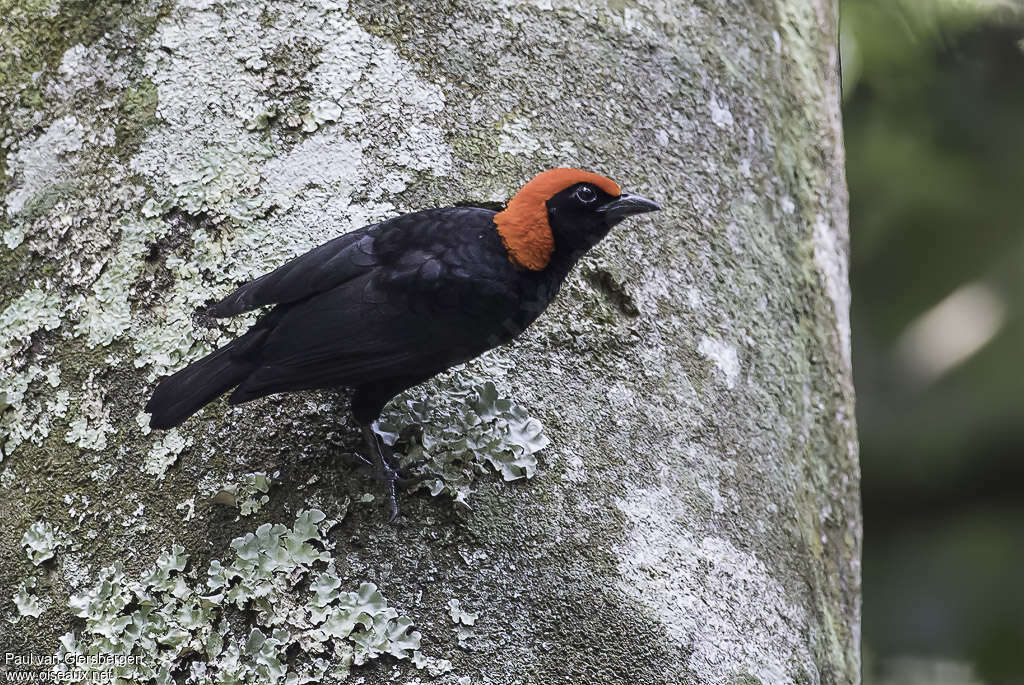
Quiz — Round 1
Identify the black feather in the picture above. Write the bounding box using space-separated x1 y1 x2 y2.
145 328 266 429
146 205 564 428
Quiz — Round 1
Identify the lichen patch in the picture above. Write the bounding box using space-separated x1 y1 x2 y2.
813 215 852 371
377 360 550 508
615 486 814 684
12 577 50 620
57 509 428 683
143 428 193 479
21 520 62 565
4 115 86 226
0 288 63 360
122 0 453 382
698 336 741 389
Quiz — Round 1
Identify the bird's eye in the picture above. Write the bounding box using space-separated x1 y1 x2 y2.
575 185 597 204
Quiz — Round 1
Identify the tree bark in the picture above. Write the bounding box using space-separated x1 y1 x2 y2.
0 0 859 683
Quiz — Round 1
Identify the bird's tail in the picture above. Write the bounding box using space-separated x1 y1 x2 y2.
145 334 261 430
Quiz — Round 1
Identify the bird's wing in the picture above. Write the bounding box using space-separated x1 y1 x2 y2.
206 226 381 318
206 207 503 318
232 215 522 398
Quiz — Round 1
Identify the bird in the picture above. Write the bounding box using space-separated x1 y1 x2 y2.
145 168 660 519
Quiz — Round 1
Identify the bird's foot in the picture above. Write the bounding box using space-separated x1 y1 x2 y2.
358 424 447 521
395 470 446 490
359 424 401 522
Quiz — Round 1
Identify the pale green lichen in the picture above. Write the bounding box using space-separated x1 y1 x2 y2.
118 0 451 385
0 287 63 360
143 141 275 221
496 117 542 156
57 509 426 683
63 416 109 450
410 651 454 677
446 599 478 626
12 577 49 621
22 520 61 565
0 363 63 458
300 100 343 133
3 115 86 233
446 598 478 649
63 373 114 451
143 429 193 479
73 219 169 347
377 364 550 507
213 470 277 515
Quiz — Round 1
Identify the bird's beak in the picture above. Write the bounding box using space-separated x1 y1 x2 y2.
598 192 662 221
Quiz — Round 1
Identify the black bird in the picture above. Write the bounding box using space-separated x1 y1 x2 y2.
145 168 660 518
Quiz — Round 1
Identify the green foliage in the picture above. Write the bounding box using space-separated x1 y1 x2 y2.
844 1 1024 681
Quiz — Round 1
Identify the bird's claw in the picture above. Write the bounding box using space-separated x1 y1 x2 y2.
386 477 399 523
395 470 444 489
350 451 374 468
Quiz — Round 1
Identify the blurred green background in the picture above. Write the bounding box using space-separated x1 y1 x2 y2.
841 1 1024 683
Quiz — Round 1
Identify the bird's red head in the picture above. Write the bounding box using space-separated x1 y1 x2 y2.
495 168 659 270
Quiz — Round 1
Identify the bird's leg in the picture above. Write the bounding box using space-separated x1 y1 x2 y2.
358 423 446 522
360 424 402 522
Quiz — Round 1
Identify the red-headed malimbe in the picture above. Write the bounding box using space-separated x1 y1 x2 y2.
145 168 660 519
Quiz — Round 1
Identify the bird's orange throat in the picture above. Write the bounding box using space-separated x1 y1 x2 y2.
494 168 621 270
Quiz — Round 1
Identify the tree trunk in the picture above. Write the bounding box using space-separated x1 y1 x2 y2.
0 0 859 683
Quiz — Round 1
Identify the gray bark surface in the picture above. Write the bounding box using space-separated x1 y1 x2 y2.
0 0 859 683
